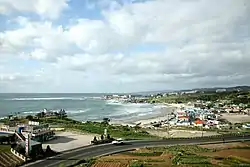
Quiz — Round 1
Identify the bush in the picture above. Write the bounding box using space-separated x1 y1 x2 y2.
165 145 211 155
172 154 211 165
223 156 250 166
130 162 144 167
26 115 34 120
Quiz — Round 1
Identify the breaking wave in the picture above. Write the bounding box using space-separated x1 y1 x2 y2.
4 97 86 101
66 109 90 115
23 111 40 114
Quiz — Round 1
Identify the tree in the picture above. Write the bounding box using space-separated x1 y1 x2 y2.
58 109 67 118
101 135 104 140
8 114 13 119
46 145 52 152
107 134 110 140
93 136 97 142
15 144 25 154
36 112 45 118
26 115 33 120
0 136 7 144
102 118 110 125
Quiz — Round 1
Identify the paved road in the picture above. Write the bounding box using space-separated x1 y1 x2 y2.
25 134 250 167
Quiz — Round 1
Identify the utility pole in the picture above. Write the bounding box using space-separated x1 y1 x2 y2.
202 127 204 137
167 114 170 138
201 124 204 137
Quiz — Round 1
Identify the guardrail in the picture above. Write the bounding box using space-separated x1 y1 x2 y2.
11 148 27 162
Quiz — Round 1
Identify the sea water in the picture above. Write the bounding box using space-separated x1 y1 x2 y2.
0 93 171 123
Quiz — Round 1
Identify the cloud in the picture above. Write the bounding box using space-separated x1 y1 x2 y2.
0 0 250 92
0 0 69 19
0 18 73 61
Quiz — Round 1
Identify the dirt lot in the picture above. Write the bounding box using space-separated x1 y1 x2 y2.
221 113 250 123
91 142 250 167
202 149 250 161
92 162 128 167
200 141 250 149
42 131 97 152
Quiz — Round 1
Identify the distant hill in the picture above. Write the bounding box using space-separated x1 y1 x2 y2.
181 86 250 93
132 90 173 95
132 86 250 95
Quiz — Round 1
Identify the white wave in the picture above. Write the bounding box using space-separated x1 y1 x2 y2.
86 96 102 99
66 109 90 114
23 111 40 114
110 105 152 117
5 97 86 101
109 103 165 118
105 99 124 105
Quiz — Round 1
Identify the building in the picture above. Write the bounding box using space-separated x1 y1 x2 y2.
21 122 55 142
216 89 226 93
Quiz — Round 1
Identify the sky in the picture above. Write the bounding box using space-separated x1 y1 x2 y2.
0 0 250 93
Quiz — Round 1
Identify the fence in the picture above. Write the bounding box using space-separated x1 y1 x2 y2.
10 148 27 162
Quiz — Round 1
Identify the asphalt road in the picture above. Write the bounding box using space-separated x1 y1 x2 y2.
25 134 250 167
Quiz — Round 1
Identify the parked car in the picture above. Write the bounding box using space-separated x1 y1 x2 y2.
111 138 124 145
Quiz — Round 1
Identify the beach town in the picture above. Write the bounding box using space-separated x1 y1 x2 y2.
0 89 250 166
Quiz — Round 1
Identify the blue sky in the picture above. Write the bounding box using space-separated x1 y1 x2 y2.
0 0 250 93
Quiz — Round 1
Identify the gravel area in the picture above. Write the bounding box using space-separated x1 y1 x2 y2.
147 129 219 138
221 114 250 123
42 131 98 152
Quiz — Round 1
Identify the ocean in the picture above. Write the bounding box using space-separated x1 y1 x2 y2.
0 93 169 123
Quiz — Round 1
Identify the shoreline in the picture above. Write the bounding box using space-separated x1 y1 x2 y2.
132 103 192 126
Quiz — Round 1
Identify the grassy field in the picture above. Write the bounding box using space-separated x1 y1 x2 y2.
0 144 11 152
39 117 157 139
79 142 250 167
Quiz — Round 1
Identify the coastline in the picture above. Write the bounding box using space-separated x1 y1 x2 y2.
133 103 191 125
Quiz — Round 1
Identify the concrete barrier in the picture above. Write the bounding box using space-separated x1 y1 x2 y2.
11 148 27 162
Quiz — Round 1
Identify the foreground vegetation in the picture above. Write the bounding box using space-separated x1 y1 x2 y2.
74 142 250 167
42 117 156 139
5 116 155 139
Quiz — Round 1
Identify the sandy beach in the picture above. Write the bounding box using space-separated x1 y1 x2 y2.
166 103 193 109
134 103 191 125
42 131 98 152
221 113 250 124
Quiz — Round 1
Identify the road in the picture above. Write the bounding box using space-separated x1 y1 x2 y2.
25 134 250 167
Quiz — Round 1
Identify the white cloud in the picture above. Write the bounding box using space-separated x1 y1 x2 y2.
0 0 69 19
0 0 250 92
0 19 73 61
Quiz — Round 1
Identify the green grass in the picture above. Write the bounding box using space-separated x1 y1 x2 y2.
129 161 144 167
0 144 11 152
146 145 212 155
147 145 213 166
172 154 212 165
222 156 250 166
40 117 157 139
